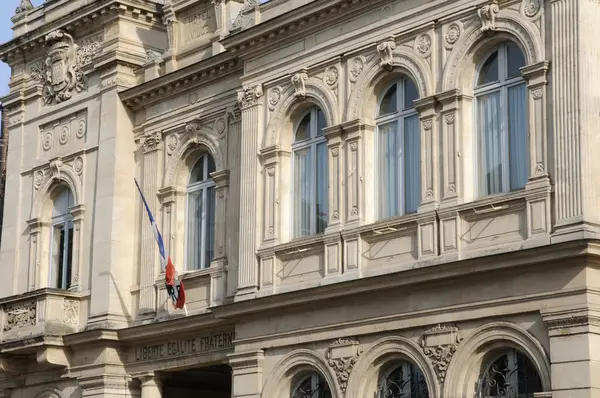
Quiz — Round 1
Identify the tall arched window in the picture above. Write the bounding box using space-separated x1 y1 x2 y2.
291 372 332 398
292 106 328 238
377 360 429 397
475 42 528 197
186 153 216 270
50 187 74 290
376 78 420 219
476 348 542 397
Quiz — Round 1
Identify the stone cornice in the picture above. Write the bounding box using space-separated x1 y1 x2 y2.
221 0 386 57
120 52 241 110
0 0 162 62
214 240 597 319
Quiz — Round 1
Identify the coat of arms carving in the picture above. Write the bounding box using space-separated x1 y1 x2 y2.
42 30 86 105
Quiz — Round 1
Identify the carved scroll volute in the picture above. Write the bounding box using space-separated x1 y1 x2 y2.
292 69 308 98
326 338 361 394
478 0 499 33
377 38 396 68
420 324 462 383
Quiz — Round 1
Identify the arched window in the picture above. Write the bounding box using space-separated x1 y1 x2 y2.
476 348 542 398
291 372 332 398
292 106 328 238
377 360 429 397
186 153 216 270
475 42 528 197
376 78 420 219
50 187 74 290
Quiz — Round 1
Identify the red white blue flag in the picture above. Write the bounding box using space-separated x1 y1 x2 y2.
134 178 186 309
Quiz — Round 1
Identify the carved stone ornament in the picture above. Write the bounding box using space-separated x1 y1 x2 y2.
415 34 432 56
420 324 462 383
324 66 339 87
444 113 456 124
237 85 263 109
3 301 36 332
349 57 365 83
268 87 282 110
145 49 163 64
63 300 79 325
532 88 543 100
292 70 309 98
214 117 227 138
227 103 242 124
523 0 541 18
478 0 499 33
15 0 33 15
326 338 361 394
422 118 433 130
166 134 178 155
445 23 461 46
59 126 70 145
50 159 64 177
377 39 396 67
73 156 84 175
42 30 86 104
34 170 45 189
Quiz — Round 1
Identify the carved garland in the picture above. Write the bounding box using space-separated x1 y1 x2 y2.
326 338 361 394
420 324 462 383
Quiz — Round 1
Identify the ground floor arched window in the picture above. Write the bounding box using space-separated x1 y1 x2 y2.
377 360 429 397
291 372 332 398
476 348 542 398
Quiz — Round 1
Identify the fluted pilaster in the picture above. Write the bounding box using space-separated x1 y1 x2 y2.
139 132 161 314
236 85 263 300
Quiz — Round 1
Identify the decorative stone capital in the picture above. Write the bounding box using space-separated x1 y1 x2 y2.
292 69 308 98
140 132 162 152
478 0 499 33
210 169 230 188
237 85 263 109
228 350 264 371
70 204 86 220
414 95 437 116
377 38 396 67
521 60 550 87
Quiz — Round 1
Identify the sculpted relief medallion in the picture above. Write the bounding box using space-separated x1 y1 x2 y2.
43 31 86 104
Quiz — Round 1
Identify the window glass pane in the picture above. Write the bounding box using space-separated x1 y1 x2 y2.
379 85 398 116
378 361 429 398
508 83 528 190
187 190 203 269
403 78 419 110
506 42 526 79
404 115 421 213
66 224 73 289
316 143 328 233
53 188 74 217
190 158 204 184
295 113 311 142
294 147 312 237
478 91 503 196
478 51 499 86
378 122 399 218
316 108 326 135
204 187 216 267
57 228 66 289
207 154 216 176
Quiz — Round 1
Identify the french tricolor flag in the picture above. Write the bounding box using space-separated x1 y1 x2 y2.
134 178 186 310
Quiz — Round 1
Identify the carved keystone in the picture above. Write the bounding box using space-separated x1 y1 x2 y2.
420 324 462 383
326 338 361 393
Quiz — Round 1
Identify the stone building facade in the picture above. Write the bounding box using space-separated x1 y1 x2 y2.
0 0 598 397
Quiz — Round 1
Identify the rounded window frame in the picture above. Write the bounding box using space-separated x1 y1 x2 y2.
290 105 329 239
184 152 217 271
472 41 529 198
290 371 332 398
374 76 421 220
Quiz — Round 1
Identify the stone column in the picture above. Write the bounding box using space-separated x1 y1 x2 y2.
542 310 600 398
138 372 163 398
229 350 264 398
259 145 282 245
138 132 162 315
551 0 600 239
414 96 438 213
211 169 230 265
235 85 264 301
69 204 85 291
323 125 344 232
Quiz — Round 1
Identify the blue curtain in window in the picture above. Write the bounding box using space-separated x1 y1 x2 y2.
404 115 420 214
187 190 202 270
378 122 398 218
316 143 328 233
294 148 311 237
508 83 528 190
478 92 502 196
